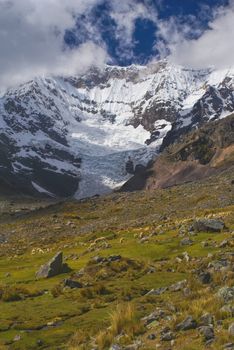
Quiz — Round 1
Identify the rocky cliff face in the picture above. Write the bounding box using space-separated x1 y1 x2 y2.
0 61 234 198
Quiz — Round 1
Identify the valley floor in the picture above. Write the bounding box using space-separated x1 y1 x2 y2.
0 167 233 350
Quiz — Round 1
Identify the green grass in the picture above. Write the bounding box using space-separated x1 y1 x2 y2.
0 168 233 349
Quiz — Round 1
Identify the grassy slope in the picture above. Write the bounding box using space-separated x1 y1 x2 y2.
0 167 233 349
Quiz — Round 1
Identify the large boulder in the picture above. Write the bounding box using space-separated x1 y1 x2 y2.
36 252 70 279
193 219 225 233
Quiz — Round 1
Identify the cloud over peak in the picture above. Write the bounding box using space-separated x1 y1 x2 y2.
0 0 109 90
157 0 234 69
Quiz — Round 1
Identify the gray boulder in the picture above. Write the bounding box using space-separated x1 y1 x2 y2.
160 328 175 341
199 325 215 341
224 343 234 350
142 309 166 326
193 219 225 233
200 313 214 326
180 238 193 246
36 252 70 279
176 316 197 331
63 279 82 289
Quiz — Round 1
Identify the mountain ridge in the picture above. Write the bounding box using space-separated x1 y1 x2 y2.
121 114 234 192
0 61 234 198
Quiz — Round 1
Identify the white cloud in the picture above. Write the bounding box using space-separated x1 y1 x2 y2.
156 1 234 69
0 0 159 90
0 0 108 90
109 0 158 59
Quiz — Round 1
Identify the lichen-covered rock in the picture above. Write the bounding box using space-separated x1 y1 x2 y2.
217 287 234 303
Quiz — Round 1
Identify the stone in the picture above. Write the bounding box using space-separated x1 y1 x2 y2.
148 334 156 340
180 237 193 246
142 309 166 326
160 332 175 341
145 287 168 296
63 279 82 289
37 339 43 347
193 219 225 233
139 237 149 244
217 287 234 303
176 316 197 331
147 266 156 274
220 304 234 316
13 335 21 342
92 256 106 264
228 323 234 336
198 271 212 284
36 252 70 279
170 280 187 292
110 345 122 350
107 255 121 262
199 325 215 341
183 287 192 297
219 240 230 248
182 252 190 262
175 257 183 263
200 313 214 326
208 259 229 271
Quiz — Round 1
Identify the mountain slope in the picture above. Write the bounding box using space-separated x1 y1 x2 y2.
0 61 234 198
121 114 234 192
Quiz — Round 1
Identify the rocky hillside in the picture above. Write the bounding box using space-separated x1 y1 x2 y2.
0 62 234 198
0 167 233 349
121 114 234 192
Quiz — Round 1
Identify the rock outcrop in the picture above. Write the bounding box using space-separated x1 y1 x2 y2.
36 252 70 279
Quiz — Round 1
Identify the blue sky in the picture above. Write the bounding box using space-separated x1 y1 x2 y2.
64 0 230 66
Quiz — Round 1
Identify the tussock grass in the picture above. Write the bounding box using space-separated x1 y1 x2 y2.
96 303 144 349
68 330 90 350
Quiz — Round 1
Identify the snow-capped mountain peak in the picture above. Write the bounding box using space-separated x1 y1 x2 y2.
0 61 233 198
